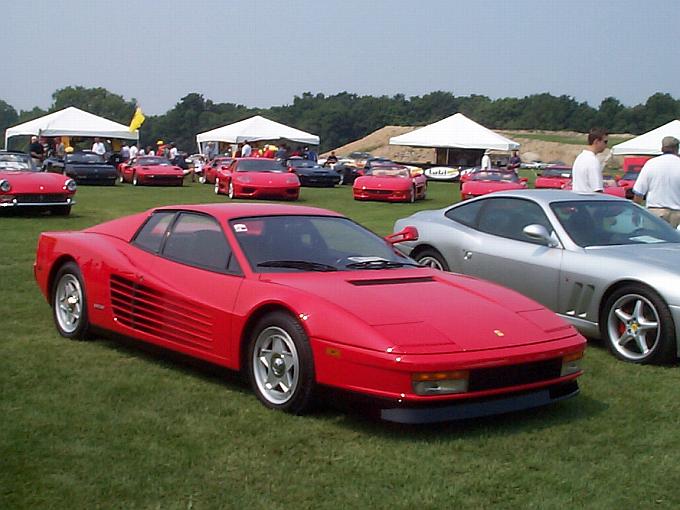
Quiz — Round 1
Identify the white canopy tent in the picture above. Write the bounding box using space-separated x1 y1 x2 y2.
195 115 319 153
611 119 680 156
389 113 520 150
4 106 138 148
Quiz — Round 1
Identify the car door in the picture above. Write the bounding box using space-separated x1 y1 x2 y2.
458 197 563 310
111 211 243 362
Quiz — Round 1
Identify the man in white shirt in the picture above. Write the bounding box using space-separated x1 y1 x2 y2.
571 128 608 193
169 143 178 161
633 136 680 227
91 137 106 156
241 141 252 158
481 149 491 170
129 144 138 160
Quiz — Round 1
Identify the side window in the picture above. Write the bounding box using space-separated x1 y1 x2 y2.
445 200 484 227
478 198 552 244
133 212 175 253
162 213 238 273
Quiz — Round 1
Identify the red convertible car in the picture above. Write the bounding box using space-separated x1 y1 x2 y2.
0 150 76 215
460 169 528 200
214 158 300 200
118 156 185 186
34 203 585 423
352 164 427 203
200 156 233 185
534 166 572 189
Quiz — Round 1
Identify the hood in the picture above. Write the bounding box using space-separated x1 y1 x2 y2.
463 181 524 195
589 243 680 274
263 269 573 354
137 165 182 175
0 170 71 193
354 175 411 190
235 172 298 185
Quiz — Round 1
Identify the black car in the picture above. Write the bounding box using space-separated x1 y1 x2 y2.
44 150 117 185
286 158 341 187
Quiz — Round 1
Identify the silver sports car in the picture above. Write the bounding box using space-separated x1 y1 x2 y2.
393 190 680 364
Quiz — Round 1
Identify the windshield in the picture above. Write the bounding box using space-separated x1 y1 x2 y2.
288 159 320 169
621 171 639 181
236 159 286 172
471 171 519 182
66 152 106 164
136 157 171 166
231 215 413 272
0 153 36 171
366 166 410 178
541 167 572 178
551 200 680 247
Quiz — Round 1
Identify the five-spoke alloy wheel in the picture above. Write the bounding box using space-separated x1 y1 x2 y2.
52 262 90 339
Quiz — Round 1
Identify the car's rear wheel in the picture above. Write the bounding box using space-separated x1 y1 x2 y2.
198 175 207 184
601 284 676 364
247 311 315 414
227 181 235 199
50 205 71 216
414 248 450 271
214 178 220 195
52 262 90 340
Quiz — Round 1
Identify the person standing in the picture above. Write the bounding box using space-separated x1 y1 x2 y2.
169 142 178 161
571 128 608 193
481 149 492 170
29 136 44 167
129 143 138 160
507 150 521 172
632 136 680 227
241 140 252 157
120 142 130 161
92 137 106 156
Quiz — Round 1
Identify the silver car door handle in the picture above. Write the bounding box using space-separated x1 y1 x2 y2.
463 250 473 260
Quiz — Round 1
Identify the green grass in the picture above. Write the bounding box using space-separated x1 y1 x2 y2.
508 132 631 146
2 181 680 509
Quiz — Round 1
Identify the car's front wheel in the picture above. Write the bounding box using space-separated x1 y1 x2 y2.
409 185 416 203
247 311 315 414
198 175 207 184
601 284 676 364
132 173 139 186
214 178 220 195
414 248 450 271
227 181 236 199
52 262 90 340
118 173 125 184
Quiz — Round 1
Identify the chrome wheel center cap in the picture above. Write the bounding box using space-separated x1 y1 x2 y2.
272 356 285 377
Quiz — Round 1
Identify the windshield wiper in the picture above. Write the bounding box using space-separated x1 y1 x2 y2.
345 259 419 270
257 260 338 272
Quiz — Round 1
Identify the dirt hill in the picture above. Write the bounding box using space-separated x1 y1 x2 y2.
327 126 633 168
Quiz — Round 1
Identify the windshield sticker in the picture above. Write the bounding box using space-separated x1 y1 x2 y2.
233 224 248 233
630 235 665 244
347 256 388 263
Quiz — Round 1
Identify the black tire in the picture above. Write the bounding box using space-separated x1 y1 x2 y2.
409 185 416 203
601 284 676 364
414 248 450 271
52 262 90 340
247 311 316 414
50 205 71 216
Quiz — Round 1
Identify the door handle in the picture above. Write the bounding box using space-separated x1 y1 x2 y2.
463 250 473 260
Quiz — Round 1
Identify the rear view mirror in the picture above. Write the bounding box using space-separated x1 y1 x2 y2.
386 226 419 244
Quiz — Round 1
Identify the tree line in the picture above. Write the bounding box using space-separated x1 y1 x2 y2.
2 86 679 153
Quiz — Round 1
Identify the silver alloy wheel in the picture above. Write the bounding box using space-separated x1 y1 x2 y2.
198 175 206 184
118 173 124 183
132 174 138 186
607 293 661 361
214 178 220 194
228 181 235 199
418 255 444 270
55 273 83 334
252 326 300 405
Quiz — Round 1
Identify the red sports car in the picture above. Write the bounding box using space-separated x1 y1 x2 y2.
534 166 572 189
562 176 630 199
214 158 300 200
118 156 185 186
0 150 76 215
460 169 528 200
352 164 427 203
200 156 233 185
34 203 585 423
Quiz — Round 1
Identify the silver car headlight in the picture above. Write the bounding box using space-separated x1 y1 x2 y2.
412 370 469 395
64 179 77 192
0 179 11 192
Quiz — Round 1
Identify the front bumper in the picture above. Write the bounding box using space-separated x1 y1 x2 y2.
0 195 75 208
353 189 410 202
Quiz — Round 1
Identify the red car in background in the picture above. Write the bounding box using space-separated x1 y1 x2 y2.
561 175 630 199
214 158 300 200
616 170 639 197
534 165 572 189
460 169 528 200
353 163 427 203
118 156 184 186
200 156 233 185
0 150 76 215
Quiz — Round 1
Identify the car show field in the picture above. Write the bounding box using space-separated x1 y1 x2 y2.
2 179 680 508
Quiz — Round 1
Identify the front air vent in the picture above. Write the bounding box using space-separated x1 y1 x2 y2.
110 274 213 348
348 276 435 286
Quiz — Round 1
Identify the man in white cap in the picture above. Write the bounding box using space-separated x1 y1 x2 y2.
633 135 680 227
481 149 492 170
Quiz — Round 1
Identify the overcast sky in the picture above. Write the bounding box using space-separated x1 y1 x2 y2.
4 0 678 115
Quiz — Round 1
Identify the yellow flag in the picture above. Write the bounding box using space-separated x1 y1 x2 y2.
129 107 146 132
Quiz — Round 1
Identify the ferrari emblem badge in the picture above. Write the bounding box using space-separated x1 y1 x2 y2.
493 329 505 337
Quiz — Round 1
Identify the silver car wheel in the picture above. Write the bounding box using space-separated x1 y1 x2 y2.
252 326 300 406
55 273 83 334
419 255 444 270
198 175 206 184
228 181 235 199
607 293 660 361
214 178 220 195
